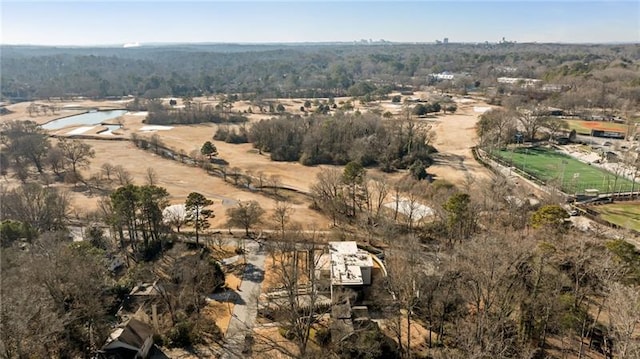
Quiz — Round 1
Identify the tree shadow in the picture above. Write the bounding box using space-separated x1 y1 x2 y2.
208 290 247 305
149 346 170 359
432 153 467 170
242 262 265 283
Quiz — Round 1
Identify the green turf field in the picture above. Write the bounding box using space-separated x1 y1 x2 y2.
492 146 639 194
592 202 640 232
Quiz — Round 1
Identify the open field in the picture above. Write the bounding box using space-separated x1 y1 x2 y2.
492 146 638 194
564 119 629 135
74 139 332 230
2 93 497 230
590 202 640 232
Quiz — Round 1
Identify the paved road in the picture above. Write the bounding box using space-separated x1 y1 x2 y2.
219 240 266 359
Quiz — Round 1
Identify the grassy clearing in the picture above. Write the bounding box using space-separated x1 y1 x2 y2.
492 146 638 194
592 202 640 232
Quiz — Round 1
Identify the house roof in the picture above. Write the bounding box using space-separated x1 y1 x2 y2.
103 318 153 351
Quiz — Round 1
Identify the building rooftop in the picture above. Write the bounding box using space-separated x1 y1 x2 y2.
329 242 373 286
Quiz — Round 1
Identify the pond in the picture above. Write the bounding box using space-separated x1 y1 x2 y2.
41 110 128 130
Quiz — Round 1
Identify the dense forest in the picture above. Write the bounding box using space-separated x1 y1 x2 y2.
2 43 639 113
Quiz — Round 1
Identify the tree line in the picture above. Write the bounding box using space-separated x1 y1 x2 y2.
3 43 638 115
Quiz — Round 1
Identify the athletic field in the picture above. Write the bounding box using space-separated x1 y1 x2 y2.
492 146 638 194
564 119 629 135
591 202 640 232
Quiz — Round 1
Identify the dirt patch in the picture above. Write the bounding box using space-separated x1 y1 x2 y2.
225 273 243 291
380 314 438 351
568 119 629 132
253 326 300 359
261 256 277 293
428 98 495 186
204 300 233 335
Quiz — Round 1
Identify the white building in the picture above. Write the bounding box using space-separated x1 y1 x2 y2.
328 241 373 286
316 241 377 301
497 77 542 88
430 72 455 81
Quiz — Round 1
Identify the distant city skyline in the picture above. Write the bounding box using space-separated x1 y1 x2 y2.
2 1 638 46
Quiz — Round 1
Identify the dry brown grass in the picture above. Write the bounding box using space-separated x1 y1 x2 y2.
3 94 494 230
379 314 437 352
261 256 280 293
69 139 330 229
203 300 234 335
253 326 300 359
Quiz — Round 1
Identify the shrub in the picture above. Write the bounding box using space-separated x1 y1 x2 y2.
315 327 331 347
168 321 199 348
278 326 295 340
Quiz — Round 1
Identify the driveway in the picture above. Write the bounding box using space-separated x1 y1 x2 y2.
219 240 266 358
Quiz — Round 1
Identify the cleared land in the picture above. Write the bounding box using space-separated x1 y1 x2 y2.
591 202 640 232
492 146 638 194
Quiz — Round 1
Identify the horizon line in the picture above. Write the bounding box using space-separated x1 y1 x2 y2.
3 40 639 48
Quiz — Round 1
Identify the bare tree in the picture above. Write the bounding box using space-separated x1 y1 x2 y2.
101 162 115 181
369 175 389 220
272 200 294 240
260 230 329 358
544 118 569 141
145 167 158 186
0 183 69 233
28 238 111 356
607 282 640 358
46 146 66 178
269 174 282 196
256 171 267 190
517 107 547 142
454 234 533 357
1 120 51 174
230 166 242 186
0 247 63 358
226 200 266 237
149 133 162 154
114 165 133 185
57 138 95 178
384 236 428 358
311 168 345 226
475 108 505 147
163 204 187 233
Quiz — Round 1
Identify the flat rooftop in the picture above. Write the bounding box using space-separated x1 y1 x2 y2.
329 241 373 286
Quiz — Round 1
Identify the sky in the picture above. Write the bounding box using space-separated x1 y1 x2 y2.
1 1 638 46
